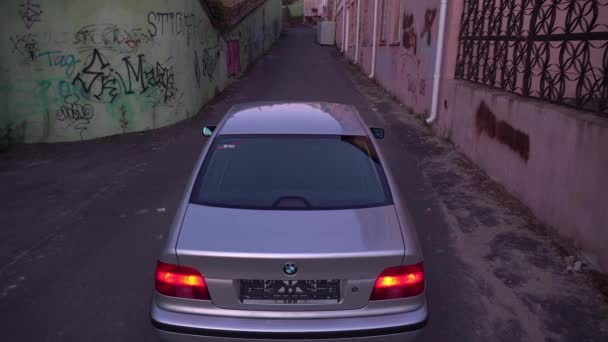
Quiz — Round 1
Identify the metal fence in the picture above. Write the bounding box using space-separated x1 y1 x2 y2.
455 0 608 116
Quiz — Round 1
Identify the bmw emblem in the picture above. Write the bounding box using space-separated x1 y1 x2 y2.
283 263 298 276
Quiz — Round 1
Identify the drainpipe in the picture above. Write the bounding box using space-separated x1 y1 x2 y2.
355 0 361 63
345 6 350 54
369 0 378 78
427 0 448 124
341 1 347 52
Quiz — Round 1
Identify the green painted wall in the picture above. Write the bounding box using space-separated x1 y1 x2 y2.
0 0 282 145
288 0 304 18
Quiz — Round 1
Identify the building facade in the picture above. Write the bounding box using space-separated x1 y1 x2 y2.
334 0 608 271
304 0 332 23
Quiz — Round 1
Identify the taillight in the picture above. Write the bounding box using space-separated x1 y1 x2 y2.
370 263 424 300
155 261 210 300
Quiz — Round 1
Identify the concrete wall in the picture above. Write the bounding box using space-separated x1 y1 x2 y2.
435 1 608 271
437 81 608 271
0 0 282 144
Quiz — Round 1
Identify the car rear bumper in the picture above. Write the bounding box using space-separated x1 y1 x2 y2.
151 298 428 342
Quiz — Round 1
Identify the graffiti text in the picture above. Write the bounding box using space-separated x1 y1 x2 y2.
201 47 219 78
10 34 39 61
74 24 153 53
18 0 42 30
147 12 199 45
38 50 81 77
55 94 94 140
72 48 177 104
402 12 417 54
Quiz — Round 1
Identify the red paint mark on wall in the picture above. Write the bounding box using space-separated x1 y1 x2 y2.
476 102 530 161
227 40 240 76
126 39 139 49
402 12 416 54
421 9 437 46
476 102 497 138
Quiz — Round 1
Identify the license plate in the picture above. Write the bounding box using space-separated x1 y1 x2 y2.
240 280 340 304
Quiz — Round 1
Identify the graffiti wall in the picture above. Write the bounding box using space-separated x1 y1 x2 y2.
0 0 282 144
342 0 440 114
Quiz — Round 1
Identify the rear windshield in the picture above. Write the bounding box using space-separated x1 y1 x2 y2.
190 135 392 210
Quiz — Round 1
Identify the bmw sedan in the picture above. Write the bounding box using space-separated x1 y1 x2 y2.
150 102 428 341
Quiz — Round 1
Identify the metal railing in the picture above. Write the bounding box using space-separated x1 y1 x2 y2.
455 0 608 116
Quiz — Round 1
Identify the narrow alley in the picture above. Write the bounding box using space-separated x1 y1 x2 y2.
1 25 607 342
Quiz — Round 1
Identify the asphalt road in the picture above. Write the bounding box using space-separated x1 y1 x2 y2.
1 26 607 342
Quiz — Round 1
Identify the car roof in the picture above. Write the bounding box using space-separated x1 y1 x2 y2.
218 102 368 136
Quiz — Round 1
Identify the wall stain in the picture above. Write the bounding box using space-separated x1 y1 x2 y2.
194 50 201 88
227 40 241 76
119 104 129 133
402 12 417 54
476 101 530 161
421 8 437 46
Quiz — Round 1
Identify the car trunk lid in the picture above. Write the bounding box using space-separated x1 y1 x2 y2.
175 204 404 310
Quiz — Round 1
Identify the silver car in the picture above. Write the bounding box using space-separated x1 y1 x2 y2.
150 102 428 342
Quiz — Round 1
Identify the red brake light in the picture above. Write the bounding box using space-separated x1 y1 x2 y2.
370 263 424 301
155 261 210 300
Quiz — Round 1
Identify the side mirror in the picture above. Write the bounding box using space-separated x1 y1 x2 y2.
202 126 216 137
370 127 385 139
